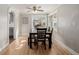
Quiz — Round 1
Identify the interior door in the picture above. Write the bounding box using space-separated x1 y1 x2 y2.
21 14 31 36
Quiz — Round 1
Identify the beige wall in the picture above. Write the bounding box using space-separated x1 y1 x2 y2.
0 5 9 51
55 5 79 53
19 13 32 36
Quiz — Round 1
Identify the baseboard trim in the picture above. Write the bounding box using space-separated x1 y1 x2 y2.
55 39 79 55
0 43 9 52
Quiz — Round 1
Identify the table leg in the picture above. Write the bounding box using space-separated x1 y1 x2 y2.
29 38 32 49
49 40 51 48
49 35 51 49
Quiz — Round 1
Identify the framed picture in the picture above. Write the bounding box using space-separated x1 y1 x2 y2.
22 16 28 24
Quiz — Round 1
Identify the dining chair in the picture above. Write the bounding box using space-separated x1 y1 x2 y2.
28 33 37 48
46 28 53 48
50 28 53 44
37 28 47 49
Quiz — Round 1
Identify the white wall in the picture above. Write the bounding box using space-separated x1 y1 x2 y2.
19 13 32 36
55 5 79 53
0 5 9 51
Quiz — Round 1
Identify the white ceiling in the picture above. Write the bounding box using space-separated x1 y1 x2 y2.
8 4 61 14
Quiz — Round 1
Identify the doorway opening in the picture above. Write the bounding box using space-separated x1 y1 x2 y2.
9 27 15 43
9 11 15 44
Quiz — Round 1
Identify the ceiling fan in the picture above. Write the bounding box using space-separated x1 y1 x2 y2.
26 6 44 12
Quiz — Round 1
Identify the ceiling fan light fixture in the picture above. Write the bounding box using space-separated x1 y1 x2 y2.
32 10 38 14
26 5 44 13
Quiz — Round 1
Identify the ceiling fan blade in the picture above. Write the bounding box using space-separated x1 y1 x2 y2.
37 10 44 12
38 6 41 8
28 8 32 9
26 7 32 10
27 10 31 12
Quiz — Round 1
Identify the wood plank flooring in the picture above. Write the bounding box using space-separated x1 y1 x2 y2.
0 36 72 55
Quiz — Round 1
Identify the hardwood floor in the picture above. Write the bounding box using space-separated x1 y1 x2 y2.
1 36 72 55
9 38 15 44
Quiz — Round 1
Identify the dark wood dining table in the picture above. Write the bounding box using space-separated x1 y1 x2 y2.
28 30 52 49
